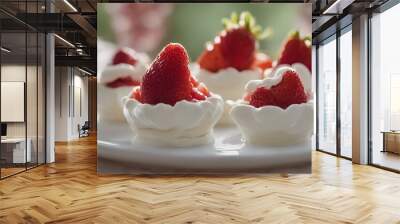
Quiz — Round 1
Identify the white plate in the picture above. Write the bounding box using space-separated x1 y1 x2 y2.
97 121 311 174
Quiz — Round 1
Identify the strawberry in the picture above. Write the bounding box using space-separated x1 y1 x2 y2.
248 70 307 109
106 76 140 88
249 87 276 108
194 83 211 100
141 43 192 105
277 31 311 72
198 12 269 72
220 27 255 71
112 48 138 65
130 87 142 103
197 42 227 73
138 43 210 106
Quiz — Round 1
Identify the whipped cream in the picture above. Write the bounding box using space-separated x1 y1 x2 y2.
98 51 149 85
98 51 149 122
196 66 262 100
248 63 312 96
123 95 224 147
98 85 132 122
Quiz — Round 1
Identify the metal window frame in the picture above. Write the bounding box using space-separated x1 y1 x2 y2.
315 0 400 173
367 1 400 173
314 19 353 161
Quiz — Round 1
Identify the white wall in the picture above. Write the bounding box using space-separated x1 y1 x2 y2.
54 67 89 141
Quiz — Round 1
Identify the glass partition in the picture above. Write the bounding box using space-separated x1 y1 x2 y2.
0 1 46 179
1 30 28 177
317 36 337 155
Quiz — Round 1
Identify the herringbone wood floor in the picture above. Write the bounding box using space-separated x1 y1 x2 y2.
1 135 400 224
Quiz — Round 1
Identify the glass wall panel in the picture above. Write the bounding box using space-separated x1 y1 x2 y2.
317 37 337 154
0 1 46 179
371 4 400 171
38 32 45 165
1 30 28 177
339 29 352 158
27 30 38 169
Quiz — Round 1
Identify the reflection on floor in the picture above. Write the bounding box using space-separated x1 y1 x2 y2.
0 162 41 179
0 167 25 178
373 150 400 171
0 135 400 223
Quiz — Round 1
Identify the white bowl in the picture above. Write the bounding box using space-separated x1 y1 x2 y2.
230 101 314 146
122 95 224 147
231 64 314 146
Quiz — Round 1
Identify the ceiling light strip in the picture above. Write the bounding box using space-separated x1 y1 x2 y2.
63 0 78 12
1 47 11 53
54 34 75 48
78 67 92 76
323 0 342 14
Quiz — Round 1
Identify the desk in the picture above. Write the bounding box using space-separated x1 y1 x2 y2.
381 131 400 154
1 138 31 163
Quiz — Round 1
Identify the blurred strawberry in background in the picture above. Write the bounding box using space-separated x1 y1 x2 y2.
106 3 173 52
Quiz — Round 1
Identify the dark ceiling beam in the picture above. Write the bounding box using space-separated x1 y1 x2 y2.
86 0 97 12
55 55 96 72
11 13 84 32
67 13 97 40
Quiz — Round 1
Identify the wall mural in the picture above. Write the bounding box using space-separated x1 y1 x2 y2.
97 3 313 174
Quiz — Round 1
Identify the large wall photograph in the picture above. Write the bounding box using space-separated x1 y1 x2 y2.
97 3 313 174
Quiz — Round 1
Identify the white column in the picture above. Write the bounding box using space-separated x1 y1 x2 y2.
352 14 369 164
45 0 55 163
46 33 55 163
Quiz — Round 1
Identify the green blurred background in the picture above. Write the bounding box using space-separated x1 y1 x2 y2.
98 3 310 60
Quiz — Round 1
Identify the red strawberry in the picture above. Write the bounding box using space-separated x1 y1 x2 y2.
106 76 140 88
112 48 137 65
197 83 210 97
130 87 142 103
190 76 200 87
138 43 211 106
197 42 227 73
191 82 211 101
277 31 311 72
248 70 307 109
140 43 192 105
220 27 256 71
249 87 276 108
198 12 268 72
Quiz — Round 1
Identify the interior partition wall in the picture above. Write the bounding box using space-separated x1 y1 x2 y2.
0 1 46 179
315 24 353 160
